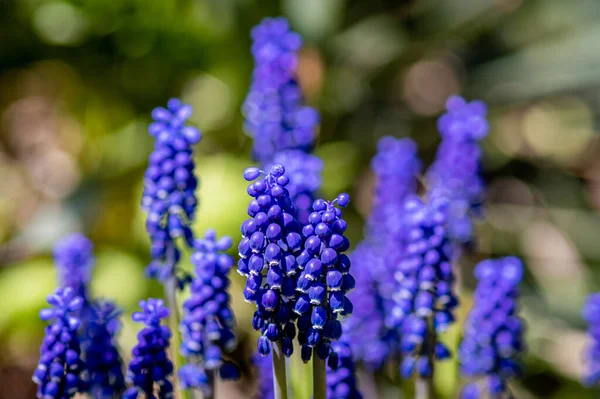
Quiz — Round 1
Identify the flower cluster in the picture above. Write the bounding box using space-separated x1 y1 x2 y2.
33 287 86 399
393 196 458 378
583 293 600 386
345 136 422 370
459 257 524 399
53 233 94 300
326 338 363 399
179 229 238 392
426 95 489 245
242 17 319 164
294 193 353 365
124 299 174 399
142 98 201 286
238 164 302 357
85 300 125 399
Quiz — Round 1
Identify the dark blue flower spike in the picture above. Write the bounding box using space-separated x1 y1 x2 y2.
583 292 600 387
53 233 94 302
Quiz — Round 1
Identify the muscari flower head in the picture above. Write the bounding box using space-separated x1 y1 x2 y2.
85 300 125 399
238 164 303 358
33 287 86 399
327 337 363 399
53 233 94 300
426 95 489 245
252 352 274 399
142 98 201 287
243 17 319 165
583 292 600 386
459 257 524 399
179 229 239 393
294 193 353 366
124 299 174 399
393 195 458 379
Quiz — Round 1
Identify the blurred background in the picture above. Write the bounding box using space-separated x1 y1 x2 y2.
1 0 600 397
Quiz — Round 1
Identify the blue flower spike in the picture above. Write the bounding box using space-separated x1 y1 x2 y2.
459 257 525 399
142 98 201 288
33 287 86 399
53 233 94 301
124 299 174 399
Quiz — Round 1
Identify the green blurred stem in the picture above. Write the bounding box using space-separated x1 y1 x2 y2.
416 315 437 399
312 353 327 399
164 243 187 399
272 341 288 399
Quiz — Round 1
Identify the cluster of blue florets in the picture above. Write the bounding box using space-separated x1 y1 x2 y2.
179 229 238 392
239 164 302 357
142 98 201 286
53 233 94 301
427 96 489 245
85 300 125 399
459 257 524 399
253 353 274 399
583 293 600 386
124 299 174 399
33 287 87 399
326 338 363 399
294 193 353 365
393 195 458 378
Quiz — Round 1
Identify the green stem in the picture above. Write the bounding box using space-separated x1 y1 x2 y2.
272 341 288 399
312 352 327 399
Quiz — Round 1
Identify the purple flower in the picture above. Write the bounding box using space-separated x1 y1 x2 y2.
459 257 524 398
85 300 125 399
393 195 458 378
53 233 94 300
426 95 488 244
33 287 86 399
239 164 301 357
327 338 363 399
583 292 600 386
124 299 174 399
142 98 201 287
179 229 239 393
294 193 353 364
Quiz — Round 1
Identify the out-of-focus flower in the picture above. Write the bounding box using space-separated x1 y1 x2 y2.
142 98 201 287
427 95 489 245
253 352 273 399
124 299 174 399
179 229 239 394
582 292 600 386
294 193 353 365
327 337 363 399
459 257 525 398
85 300 125 399
238 165 302 357
393 195 458 378
53 233 94 301
32 287 86 399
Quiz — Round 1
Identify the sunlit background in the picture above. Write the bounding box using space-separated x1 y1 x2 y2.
1 0 600 397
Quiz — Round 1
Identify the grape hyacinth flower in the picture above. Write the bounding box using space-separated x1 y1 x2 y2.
426 95 489 245
459 257 524 399
124 299 174 399
53 233 94 301
142 98 201 286
253 353 274 399
392 195 458 381
179 229 238 394
238 164 302 358
326 338 363 399
243 17 322 224
33 287 86 399
85 300 125 399
583 293 600 386
293 193 353 365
